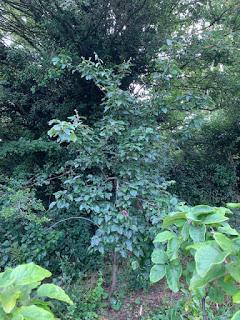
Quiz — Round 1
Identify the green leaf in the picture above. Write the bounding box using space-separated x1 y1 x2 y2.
218 224 239 236
166 262 182 293
12 305 54 320
191 205 215 214
233 291 240 304
162 212 186 228
201 213 228 225
11 263 52 285
226 203 240 209
0 269 15 288
70 132 77 142
1 288 21 313
186 206 229 225
190 265 225 291
181 222 189 241
151 249 167 264
37 284 73 305
231 311 240 320
167 237 180 261
195 245 228 277
153 231 174 243
186 240 215 251
150 265 166 283
186 205 214 222
219 276 238 295
226 262 240 282
189 224 206 243
214 232 234 253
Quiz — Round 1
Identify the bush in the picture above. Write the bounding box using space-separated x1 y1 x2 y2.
56 274 107 320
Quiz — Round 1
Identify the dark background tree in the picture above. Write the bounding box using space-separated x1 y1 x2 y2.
0 0 240 304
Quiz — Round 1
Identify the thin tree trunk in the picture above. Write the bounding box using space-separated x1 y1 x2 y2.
202 297 208 320
110 251 118 295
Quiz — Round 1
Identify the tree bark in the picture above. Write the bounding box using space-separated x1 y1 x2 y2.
110 251 118 295
202 297 208 320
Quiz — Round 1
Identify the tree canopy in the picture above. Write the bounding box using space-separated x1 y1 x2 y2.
0 1 240 317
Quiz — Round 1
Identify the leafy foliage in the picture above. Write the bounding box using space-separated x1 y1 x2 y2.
150 203 240 319
0 0 240 318
0 262 72 319
56 275 107 320
47 56 176 263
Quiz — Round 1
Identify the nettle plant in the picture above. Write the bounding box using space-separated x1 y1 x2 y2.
150 203 240 320
0 262 72 319
47 55 177 290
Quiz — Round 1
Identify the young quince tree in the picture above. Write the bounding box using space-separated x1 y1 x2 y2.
47 56 177 290
150 203 240 320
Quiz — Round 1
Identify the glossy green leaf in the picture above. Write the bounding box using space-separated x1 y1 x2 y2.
150 265 166 283
37 284 73 305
